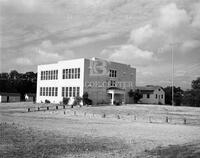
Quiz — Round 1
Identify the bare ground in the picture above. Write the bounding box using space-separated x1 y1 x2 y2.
1 102 200 157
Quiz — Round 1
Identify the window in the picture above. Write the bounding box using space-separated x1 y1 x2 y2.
55 87 58 96
43 87 45 96
63 69 65 79
62 87 64 97
52 87 55 96
109 70 117 77
78 68 80 78
75 68 77 78
66 87 68 97
41 71 43 80
73 87 76 97
110 80 116 87
161 95 163 99
49 87 51 96
69 69 71 79
55 70 58 79
40 87 42 96
69 87 72 97
147 94 150 98
72 69 74 79
46 87 48 96
77 87 80 96
156 94 157 99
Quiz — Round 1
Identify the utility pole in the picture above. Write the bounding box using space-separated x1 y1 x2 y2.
171 45 174 106
169 42 180 106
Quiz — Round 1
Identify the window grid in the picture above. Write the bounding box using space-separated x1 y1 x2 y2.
41 70 58 80
62 68 80 79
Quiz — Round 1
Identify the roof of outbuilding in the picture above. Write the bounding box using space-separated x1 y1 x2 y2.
136 86 163 94
0 92 21 96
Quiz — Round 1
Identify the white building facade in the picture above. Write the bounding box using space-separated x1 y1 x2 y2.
36 58 136 105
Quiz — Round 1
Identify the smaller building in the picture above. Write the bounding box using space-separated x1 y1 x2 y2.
25 93 36 102
0 92 21 103
137 86 165 105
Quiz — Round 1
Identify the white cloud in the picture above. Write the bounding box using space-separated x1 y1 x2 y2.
158 3 190 30
102 44 156 66
129 24 155 46
15 57 32 65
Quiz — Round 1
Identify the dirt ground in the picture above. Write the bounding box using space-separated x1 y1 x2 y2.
1 102 200 157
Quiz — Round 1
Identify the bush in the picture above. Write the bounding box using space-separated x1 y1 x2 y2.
82 92 92 105
63 97 69 105
84 98 92 105
73 96 82 106
45 99 50 104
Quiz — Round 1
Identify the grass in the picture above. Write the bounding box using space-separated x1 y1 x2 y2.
0 122 128 158
144 143 200 158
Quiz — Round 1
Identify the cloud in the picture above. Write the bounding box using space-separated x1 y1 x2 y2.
102 44 156 66
129 24 155 46
15 57 32 66
158 3 190 30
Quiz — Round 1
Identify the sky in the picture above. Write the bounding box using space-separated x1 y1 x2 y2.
0 0 200 90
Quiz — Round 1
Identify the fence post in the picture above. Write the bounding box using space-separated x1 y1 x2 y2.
56 106 58 110
134 115 137 121
47 106 49 110
63 105 65 109
64 111 66 115
149 116 152 123
166 116 168 123
28 108 30 112
38 107 40 111
184 118 186 124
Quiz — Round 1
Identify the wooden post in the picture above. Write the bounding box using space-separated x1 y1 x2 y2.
28 108 30 112
166 116 168 123
63 105 65 109
134 115 136 120
38 107 40 111
149 116 152 123
47 107 49 110
184 118 186 124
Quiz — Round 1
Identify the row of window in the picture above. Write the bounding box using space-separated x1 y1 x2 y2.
109 70 117 78
146 94 164 99
40 87 58 96
62 87 80 97
63 68 80 79
41 70 58 80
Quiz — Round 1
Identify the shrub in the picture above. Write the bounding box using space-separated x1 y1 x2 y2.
73 96 82 106
82 92 92 105
45 99 50 104
84 98 92 105
63 97 69 105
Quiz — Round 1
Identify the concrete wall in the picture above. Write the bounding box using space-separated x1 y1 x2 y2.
36 59 85 103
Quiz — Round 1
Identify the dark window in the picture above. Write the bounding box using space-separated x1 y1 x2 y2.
147 94 150 98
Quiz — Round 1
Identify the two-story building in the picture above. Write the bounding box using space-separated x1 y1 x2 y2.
36 58 136 105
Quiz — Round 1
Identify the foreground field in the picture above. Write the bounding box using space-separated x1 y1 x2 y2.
1 102 200 157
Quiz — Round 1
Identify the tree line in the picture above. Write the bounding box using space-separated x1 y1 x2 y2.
164 77 200 107
0 70 37 100
0 70 199 107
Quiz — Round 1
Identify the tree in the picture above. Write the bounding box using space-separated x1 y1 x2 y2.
128 89 142 103
164 86 183 106
183 77 200 107
192 77 200 89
